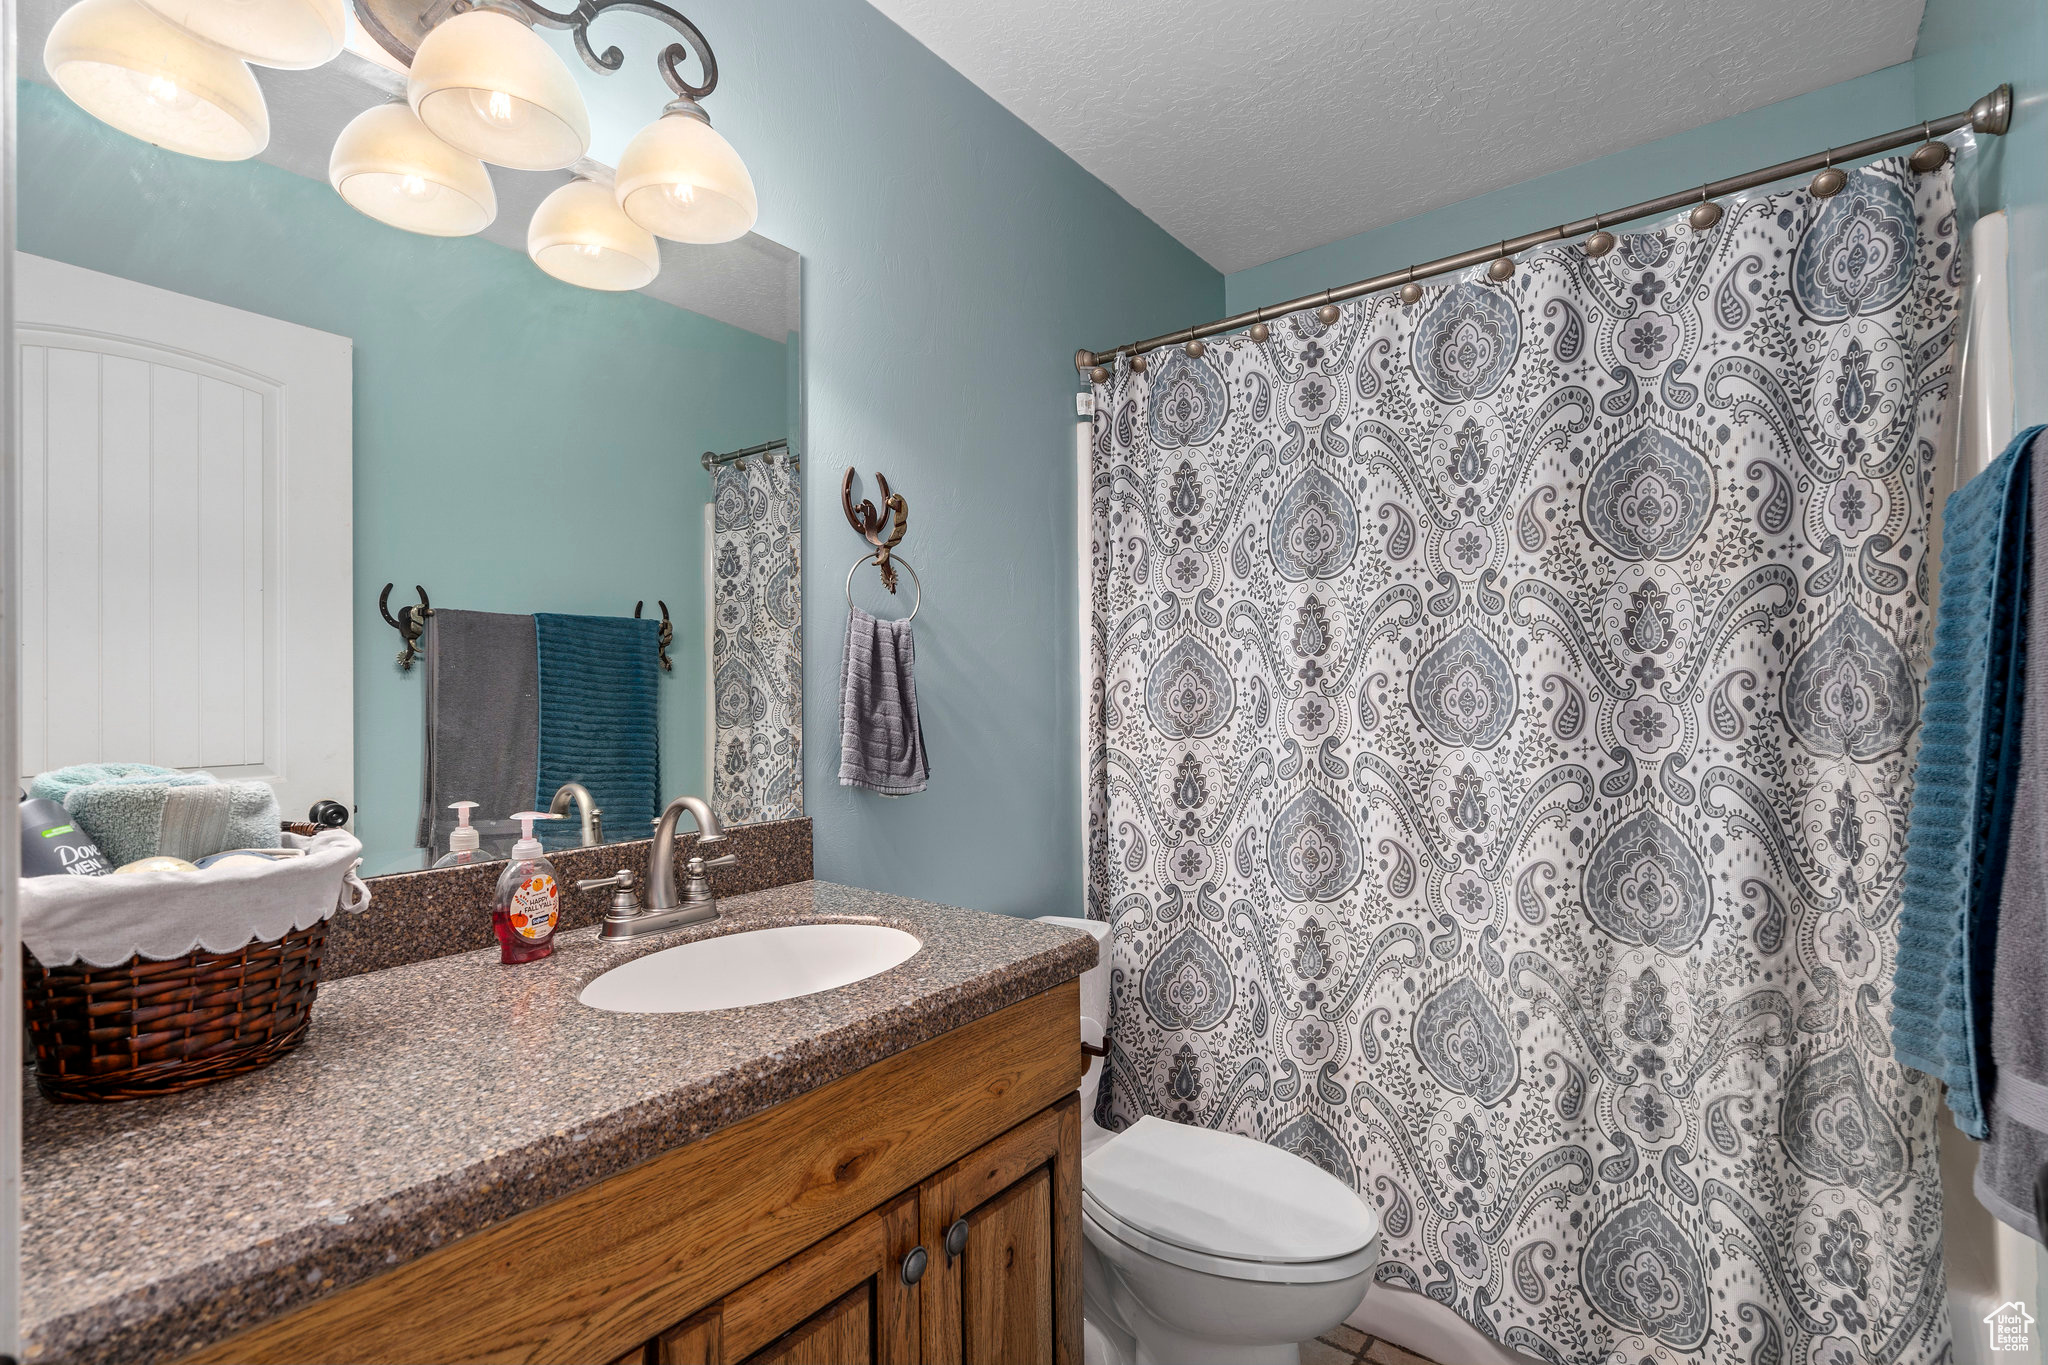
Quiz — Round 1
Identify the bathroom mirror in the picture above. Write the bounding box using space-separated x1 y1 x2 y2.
12 0 804 876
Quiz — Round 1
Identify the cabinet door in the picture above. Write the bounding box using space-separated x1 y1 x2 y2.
919 1094 1081 1365
662 1192 921 1365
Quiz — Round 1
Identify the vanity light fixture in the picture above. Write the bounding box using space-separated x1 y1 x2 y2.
615 95 756 243
405 7 589 171
528 177 659 290
137 0 345 69
330 101 497 236
44 0 269 159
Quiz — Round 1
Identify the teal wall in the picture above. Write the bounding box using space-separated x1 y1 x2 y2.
1225 64 1922 316
1916 0 2048 428
660 2 1221 915
15 80 789 875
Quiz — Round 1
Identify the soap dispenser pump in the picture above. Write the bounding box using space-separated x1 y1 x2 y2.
433 800 483 868
491 811 562 964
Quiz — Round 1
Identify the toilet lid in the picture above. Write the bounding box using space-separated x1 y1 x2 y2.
1082 1116 1378 1264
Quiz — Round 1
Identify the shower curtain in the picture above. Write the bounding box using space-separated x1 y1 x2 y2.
1087 152 1961 1364
710 455 803 825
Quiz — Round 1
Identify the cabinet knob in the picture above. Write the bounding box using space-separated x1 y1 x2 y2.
944 1216 971 1261
900 1245 929 1286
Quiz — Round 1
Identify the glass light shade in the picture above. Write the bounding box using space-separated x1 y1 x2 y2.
528 178 659 291
44 0 268 160
330 103 496 237
406 10 589 171
615 108 757 244
136 0 343 69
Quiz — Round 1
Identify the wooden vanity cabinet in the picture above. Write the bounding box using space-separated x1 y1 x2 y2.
181 983 1083 1365
633 1099 1081 1365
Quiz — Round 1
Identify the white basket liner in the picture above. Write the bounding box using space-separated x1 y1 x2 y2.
21 830 373 968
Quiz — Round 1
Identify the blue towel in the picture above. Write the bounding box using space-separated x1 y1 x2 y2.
533 614 662 852
1895 425 2040 1137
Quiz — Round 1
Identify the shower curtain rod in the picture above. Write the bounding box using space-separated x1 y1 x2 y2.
701 438 792 471
1074 83 2013 377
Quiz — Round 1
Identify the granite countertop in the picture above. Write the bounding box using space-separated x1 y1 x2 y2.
23 881 1097 1365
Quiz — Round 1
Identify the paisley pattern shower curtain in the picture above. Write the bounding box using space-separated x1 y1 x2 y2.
1087 151 1962 1364
710 455 803 825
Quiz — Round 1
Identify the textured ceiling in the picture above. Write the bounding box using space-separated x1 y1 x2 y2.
868 0 1924 274
17 0 799 340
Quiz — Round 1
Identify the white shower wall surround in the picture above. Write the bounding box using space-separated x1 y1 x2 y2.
1087 150 1963 1364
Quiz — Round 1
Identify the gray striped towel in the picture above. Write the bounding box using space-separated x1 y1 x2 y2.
839 606 929 795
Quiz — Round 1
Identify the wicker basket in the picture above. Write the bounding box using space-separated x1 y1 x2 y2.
23 915 329 1103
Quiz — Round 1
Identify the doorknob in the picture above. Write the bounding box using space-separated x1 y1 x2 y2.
944 1216 971 1261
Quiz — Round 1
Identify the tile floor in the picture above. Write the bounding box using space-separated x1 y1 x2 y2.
1302 1324 1441 1365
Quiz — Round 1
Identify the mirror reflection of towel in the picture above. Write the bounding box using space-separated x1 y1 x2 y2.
533 614 661 849
420 610 538 855
839 607 928 796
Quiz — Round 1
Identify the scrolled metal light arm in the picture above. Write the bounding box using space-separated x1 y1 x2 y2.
363 0 717 100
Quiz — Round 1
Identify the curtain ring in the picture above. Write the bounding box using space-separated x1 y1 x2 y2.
1583 213 1615 258
1399 265 1423 305
1811 147 1847 197
1487 241 1514 282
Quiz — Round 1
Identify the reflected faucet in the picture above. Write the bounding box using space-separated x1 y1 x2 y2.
548 782 604 847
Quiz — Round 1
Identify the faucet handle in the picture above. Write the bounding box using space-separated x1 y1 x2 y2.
699 852 738 871
577 868 637 893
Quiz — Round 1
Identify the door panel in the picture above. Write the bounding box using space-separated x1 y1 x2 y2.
707 1192 918 1365
743 1285 872 1365
960 1168 1051 1365
919 1095 1081 1365
14 251 353 819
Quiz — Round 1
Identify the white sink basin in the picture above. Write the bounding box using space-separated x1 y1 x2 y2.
578 923 922 1014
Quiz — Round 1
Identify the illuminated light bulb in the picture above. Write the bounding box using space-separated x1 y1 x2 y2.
142 73 193 108
528 177 659 291
616 99 756 244
45 0 269 159
329 101 495 236
407 9 588 170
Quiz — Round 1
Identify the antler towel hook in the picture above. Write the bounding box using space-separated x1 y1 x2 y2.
841 468 912 593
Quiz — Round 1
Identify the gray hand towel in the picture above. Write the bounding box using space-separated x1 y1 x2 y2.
419 610 540 854
1978 430 2048 1240
839 606 929 795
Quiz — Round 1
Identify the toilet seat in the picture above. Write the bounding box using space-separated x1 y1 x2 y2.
1081 1117 1380 1285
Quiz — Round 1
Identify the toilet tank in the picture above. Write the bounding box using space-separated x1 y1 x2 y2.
1037 915 1110 1117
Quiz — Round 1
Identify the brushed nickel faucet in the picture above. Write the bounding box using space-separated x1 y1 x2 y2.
581 794 737 943
548 782 604 847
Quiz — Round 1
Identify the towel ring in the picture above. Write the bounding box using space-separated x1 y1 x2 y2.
846 552 921 623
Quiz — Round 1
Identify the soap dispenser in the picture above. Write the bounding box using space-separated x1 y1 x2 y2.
433 800 484 868
492 811 562 964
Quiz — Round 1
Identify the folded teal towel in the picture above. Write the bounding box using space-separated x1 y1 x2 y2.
28 763 211 803
1895 424 2040 1137
534 614 661 852
30 764 281 867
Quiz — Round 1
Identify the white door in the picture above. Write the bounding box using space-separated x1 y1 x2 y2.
14 253 353 824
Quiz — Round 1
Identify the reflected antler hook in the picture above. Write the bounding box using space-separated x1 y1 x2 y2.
380 584 431 671
635 599 675 672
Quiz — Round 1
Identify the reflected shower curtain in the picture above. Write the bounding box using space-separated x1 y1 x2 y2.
1087 152 1961 1364
710 454 803 825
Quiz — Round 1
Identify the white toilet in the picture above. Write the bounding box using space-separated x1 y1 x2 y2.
1038 916 1382 1365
